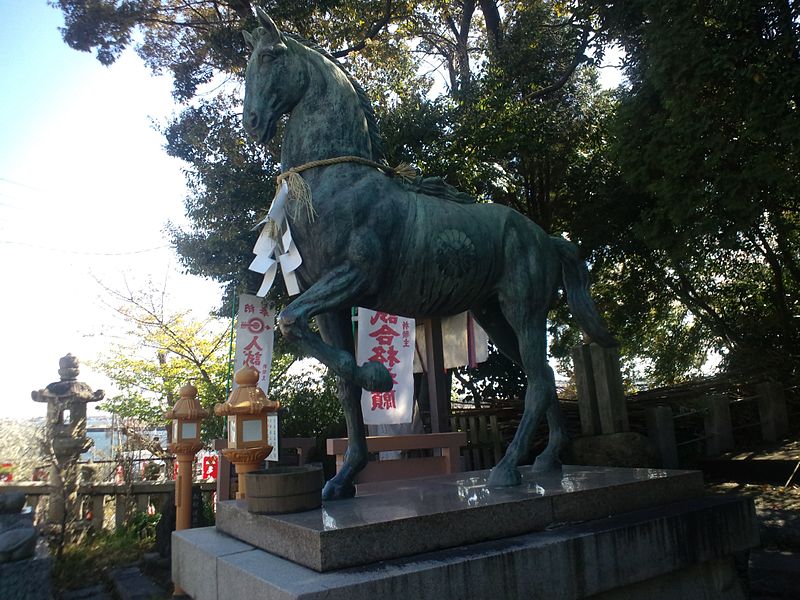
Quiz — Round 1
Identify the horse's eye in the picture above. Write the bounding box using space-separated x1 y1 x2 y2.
258 45 285 64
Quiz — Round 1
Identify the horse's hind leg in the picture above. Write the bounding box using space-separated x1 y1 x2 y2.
484 306 559 486
315 310 365 500
474 304 566 481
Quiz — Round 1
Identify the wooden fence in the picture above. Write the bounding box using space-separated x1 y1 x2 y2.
641 381 794 468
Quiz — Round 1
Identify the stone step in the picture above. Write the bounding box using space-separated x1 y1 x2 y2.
174 493 760 600
110 566 165 600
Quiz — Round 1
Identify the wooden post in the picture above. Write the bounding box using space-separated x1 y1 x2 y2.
756 381 789 442
572 344 601 435
174 453 195 530
590 344 629 434
214 438 231 501
645 406 679 469
703 395 734 456
424 318 450 433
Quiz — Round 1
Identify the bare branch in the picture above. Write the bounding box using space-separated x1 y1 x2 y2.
331 0 394 58
523 29 591 102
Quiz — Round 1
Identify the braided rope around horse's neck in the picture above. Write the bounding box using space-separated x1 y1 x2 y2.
275 155 416 222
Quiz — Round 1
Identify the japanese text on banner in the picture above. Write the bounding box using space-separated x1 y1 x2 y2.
233 294 278 460
357 309 415 425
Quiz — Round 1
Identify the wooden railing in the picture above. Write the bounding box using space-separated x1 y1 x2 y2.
327 432 467 483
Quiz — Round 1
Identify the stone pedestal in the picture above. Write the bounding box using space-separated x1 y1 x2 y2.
172 466 759 600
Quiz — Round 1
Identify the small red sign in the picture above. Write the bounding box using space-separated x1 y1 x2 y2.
202 455 219 480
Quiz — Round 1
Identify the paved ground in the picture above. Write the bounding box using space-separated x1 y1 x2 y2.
709 437 800 599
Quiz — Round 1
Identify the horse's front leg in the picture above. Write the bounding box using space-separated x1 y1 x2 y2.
277 264 392 500
278 264 393 393
315 310 366 500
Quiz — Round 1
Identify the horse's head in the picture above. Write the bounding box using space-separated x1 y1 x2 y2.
242 9 308 145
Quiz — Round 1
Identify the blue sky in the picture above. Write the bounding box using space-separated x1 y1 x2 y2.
0 1 222 419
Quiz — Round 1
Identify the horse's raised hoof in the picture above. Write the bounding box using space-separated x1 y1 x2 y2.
532 454 562 473
487 464 522 487
322 477 356 501
357 360 393 392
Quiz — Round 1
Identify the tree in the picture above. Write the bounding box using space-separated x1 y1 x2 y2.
92 281 229 445
573 0 800 381
55 1 618 399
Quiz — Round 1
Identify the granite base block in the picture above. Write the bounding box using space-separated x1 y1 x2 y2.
174 495 759 600
215 465 704 572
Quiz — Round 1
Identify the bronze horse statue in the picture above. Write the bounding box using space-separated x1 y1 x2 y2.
242 10 616 500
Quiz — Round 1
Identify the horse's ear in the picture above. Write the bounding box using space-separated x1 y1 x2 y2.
243 30 255 51
256 8 281 44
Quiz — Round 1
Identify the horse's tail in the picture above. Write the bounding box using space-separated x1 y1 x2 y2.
552 236 618 348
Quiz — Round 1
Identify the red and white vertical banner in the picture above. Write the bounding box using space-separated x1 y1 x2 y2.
357 309 415 424
233 294 278 461
234 294 275 392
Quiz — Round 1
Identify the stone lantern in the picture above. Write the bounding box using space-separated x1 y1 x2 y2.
165 383 208 532
31 354 104 537
214 365 279 499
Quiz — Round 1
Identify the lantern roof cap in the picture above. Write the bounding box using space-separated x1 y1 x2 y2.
214 366 279 417
165 381 209 420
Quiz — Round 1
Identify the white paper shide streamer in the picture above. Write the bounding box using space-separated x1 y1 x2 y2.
249 180 303 297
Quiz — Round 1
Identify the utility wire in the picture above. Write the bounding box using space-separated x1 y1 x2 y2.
0 240 170 256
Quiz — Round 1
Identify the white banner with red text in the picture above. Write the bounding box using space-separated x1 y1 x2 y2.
357 309 415 425
233 294 278 460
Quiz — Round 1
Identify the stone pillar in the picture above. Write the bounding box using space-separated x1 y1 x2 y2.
31 355 104 541
589 344 629 434
572 344 601 435
755 381 789 442
645 406 679 469
703 395 734 456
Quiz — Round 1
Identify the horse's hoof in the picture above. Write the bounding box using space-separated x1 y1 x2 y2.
358 361 393 392
487 465 522 487
322 478 356 501
532 455 562 473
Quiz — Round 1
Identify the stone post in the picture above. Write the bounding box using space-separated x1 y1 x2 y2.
572 344 601 435
703 395 734 456
755 381 789 442
31 354 104 541
645 406 679 469
589 344 629 434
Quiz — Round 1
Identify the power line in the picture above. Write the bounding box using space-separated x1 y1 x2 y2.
0 240 171 256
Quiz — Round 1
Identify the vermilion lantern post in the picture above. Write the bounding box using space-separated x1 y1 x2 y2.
165 383 208 531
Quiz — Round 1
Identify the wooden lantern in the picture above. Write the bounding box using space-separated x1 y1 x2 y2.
214 365 279 498
165 383 208 453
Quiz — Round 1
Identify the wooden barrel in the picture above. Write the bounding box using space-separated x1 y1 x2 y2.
244 466 324 514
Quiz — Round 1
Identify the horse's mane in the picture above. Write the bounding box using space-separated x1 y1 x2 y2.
284 33 384 162
283 32 475 205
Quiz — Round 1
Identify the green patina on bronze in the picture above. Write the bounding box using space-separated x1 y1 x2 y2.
243 9 616 500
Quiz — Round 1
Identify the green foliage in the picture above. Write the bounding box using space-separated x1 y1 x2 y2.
579 0 800 380
0 420 46 481
269 355 344 439
453 345 527 408
52 513 157 592
55 0 800 391
93 284 229 443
